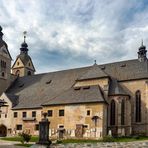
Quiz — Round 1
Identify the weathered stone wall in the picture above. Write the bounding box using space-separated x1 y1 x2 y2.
120 79 148 135
43 103 107 139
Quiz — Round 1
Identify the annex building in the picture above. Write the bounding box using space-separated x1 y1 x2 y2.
0 26 148 139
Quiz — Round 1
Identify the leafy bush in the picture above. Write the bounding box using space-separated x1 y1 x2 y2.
103 135 115 142
134 135 140 139
56 140 62 144
18 132 32 144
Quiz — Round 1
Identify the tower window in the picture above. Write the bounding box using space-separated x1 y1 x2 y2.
15 70 20 76
27 71 31 76
121 99 125 125
1 72 5 77
110 100 116 125
135 90 141 122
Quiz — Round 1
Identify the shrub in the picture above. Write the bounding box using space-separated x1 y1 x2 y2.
56 140 62 144
103 135 115 142
18 131 32 144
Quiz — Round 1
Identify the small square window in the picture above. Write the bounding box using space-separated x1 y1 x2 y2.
47 110 53 117
32 111 36 118
16 124 22 130
59 110 64 116
22 112 27 118
14 112 18 118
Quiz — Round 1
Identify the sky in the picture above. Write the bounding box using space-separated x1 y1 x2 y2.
0 0 148 73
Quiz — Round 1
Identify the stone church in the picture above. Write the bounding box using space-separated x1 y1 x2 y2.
0 26 148 138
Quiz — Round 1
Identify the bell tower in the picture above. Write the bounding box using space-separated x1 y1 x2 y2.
12 31 35 77
0 26 12 95
138 40 147 62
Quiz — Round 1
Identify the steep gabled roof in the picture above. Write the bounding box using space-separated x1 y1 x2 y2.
43 85 106 106
78 64 108 80
99 59 148 81
5 58 148 109
12 54 35 71
5 93 19 107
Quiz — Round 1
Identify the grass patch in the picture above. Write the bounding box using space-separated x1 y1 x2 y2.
58 139 102 144
58 136 148 144
114 136 148 142
15 143 33 147
0 136 39 142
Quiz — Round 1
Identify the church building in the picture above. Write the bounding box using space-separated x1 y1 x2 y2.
0 26 148 139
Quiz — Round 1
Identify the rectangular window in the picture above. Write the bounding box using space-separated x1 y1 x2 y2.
22 112 27 118
16 124 22 130
32 111 36 118
35 124 39 131
5 114 7 118
14 112 18 118
59 109 64 116
47 110 53 117
87 110 90 116
58 125 64 128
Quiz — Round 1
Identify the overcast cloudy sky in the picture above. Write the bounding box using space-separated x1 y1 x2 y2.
0 0 148 73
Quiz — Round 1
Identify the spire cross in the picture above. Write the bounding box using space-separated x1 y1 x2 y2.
23 31 27 43
141 39 143 46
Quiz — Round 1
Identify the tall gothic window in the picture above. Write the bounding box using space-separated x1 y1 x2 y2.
110 100 116 125
121 99 125 125
135 90 141 122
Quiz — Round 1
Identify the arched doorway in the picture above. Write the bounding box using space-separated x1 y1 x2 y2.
0 125 7 137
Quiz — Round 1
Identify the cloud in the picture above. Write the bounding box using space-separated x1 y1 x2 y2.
0 0 148 73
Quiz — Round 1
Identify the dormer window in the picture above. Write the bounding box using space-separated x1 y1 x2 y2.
17 62 19 66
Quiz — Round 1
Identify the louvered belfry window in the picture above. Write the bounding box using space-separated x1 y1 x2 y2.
110 100 116 125
135 90 141 122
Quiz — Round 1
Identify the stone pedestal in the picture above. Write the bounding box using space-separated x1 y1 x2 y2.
36 113 51 146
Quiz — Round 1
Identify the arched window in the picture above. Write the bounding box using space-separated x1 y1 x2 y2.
121 99 125 125
15 70 20 76
110 100 116 125
27 71 31 76
1 72 5 77
135 90 141 122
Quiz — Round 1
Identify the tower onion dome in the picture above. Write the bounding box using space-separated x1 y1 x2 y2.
139 40 146 51
20 31 28 54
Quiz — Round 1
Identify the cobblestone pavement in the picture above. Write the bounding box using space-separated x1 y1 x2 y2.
49 141 148 148
0 139 25 148
1 140 148 148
